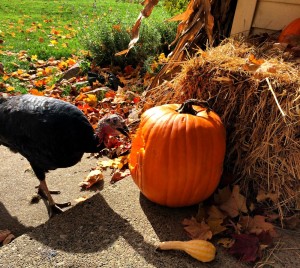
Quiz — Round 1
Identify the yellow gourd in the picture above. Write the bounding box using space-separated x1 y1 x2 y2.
158 240 216 262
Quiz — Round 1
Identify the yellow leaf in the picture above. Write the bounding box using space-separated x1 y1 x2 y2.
49 40 58 46
98 156 128 170
31 55 38 61
66 58 76 66
57 61 68 70
7 86 15 91
37 71 44 77
44 67 53 75
84 94 97 106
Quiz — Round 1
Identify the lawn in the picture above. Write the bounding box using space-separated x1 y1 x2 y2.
0 0 171 61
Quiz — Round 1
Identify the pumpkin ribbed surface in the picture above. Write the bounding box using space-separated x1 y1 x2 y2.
128 101 226 207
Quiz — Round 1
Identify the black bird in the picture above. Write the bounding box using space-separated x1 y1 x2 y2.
0 94 129 217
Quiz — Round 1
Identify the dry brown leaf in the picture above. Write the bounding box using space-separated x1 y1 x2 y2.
207 218 227 235
256 189 279 203
182 217 212 241
110 169 130 183
214 186 231 205
116 0 159 56
195 204 206 222
207 205 227 220
0 62 5 75
207 205 227 235
0 229 11 243
3 234 15 245
239 215 277 237
217 237 235 248
283 214 300 230
219 185 248 217
79 169 103 188
149 0 214 89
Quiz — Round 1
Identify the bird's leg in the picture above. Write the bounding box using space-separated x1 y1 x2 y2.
38 180 72 217
31 165 71 217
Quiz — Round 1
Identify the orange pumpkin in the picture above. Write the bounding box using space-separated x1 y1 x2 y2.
128 99 226 207
278 17 300 44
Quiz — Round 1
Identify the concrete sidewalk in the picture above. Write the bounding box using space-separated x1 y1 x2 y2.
0 147 299 267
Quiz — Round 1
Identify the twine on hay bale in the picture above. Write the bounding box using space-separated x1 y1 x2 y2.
144 40 300 217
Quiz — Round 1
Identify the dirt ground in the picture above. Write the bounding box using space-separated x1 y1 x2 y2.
0 146 299 267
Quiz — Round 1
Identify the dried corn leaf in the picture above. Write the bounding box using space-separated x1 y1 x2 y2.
115 0 159 56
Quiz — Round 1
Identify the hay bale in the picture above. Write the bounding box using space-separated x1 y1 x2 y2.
144 40 300 216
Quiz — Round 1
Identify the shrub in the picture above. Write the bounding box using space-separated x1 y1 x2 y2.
162 0 189 15
79 4 177 68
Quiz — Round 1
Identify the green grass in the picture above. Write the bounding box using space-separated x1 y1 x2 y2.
0 0 171 58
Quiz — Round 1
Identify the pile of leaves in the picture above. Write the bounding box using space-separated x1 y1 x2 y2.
0 49 149 121
182 185 281 263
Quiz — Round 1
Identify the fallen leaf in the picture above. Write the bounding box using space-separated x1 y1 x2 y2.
84 94 97 107
283 214 300 230
29 89 44 96
256 189 278 203
112 24 121 32
3 234 15 245
217 238 234 248
182 217 212 241
207 218 227 235
220 185 248 217
248 54 265 66
104 135 123 149
257 231 273 246
99 155 128 170
79 169 103 189
214 186 231 205
74 196 89 203
110 169 130 183
239 215 277 237
207 205 227 235
0 62 4 75
228 233 260 262
0 229 11 243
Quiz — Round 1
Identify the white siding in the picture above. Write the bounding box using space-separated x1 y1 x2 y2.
231 0 300 36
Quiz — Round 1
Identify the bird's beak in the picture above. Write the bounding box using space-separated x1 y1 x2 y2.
117 126 130 138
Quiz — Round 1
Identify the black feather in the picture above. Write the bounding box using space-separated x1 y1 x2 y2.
0 94 100 177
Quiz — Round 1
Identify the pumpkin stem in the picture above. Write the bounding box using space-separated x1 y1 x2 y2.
176 99 211 115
